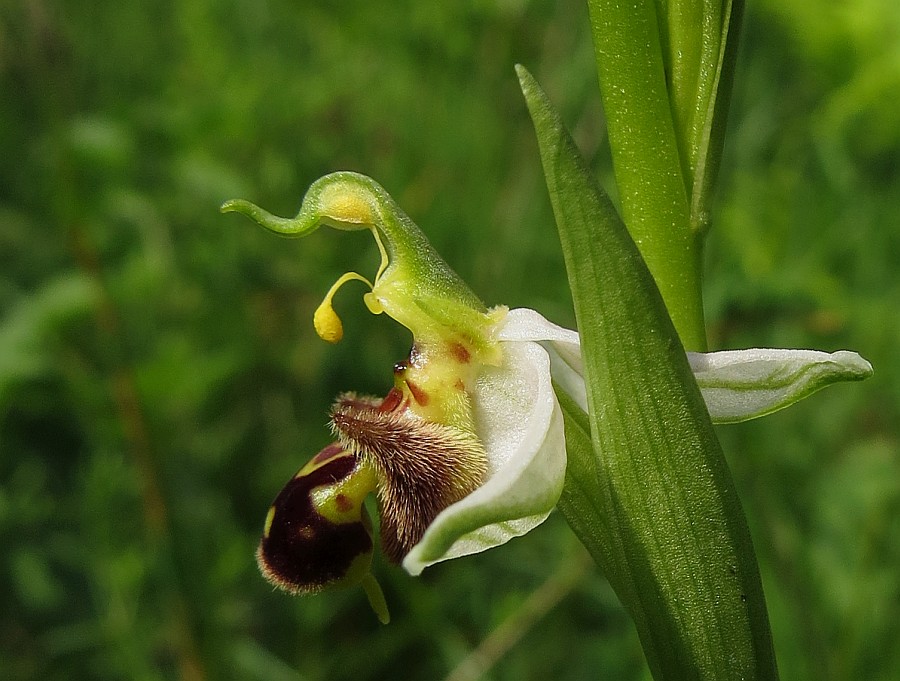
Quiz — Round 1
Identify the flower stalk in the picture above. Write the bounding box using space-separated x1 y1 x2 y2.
586 0 743 351
586 0 706 350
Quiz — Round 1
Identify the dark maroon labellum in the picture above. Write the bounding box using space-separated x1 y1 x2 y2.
256 453 372 594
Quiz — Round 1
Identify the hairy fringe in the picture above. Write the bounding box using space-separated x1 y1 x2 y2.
331 403 486 563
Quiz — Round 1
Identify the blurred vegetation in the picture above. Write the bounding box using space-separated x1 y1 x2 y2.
1 0 897 679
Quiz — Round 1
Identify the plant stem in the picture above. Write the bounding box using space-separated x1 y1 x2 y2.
587 0 707 351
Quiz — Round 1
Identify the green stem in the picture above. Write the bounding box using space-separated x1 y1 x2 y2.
587 0 707 351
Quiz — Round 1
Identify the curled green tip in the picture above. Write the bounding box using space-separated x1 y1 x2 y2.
220 197 316 237
219 198 249 214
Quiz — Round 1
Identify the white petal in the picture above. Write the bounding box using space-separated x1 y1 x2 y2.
501 309 872 425
688 348 873 423
496 307 579 347
402 338 566 575
498 308 586 411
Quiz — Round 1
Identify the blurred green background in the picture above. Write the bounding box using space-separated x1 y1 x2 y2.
2 0 897 679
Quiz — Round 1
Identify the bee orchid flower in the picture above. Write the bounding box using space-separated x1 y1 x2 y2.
222 172 871 621
222 172 571 620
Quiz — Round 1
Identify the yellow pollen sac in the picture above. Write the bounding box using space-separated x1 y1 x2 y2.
313 271 374 343
314 300 343 343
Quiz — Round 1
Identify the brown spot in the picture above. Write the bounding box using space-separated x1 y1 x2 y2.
450 342 471 364
379 388 404 413
405 379 430 406
455 379 465 391
335 493 352 512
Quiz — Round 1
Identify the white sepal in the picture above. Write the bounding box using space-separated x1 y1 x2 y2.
687 348 873 423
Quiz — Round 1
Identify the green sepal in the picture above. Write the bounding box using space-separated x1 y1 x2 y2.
550 342 874 425
519 65 779 680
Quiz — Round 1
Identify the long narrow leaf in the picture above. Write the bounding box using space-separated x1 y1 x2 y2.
518 65 778 680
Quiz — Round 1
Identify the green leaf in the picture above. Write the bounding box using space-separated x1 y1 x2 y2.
655 0 711 183
518 65 778 680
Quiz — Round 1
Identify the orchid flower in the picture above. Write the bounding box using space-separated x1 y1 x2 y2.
222 172 871 622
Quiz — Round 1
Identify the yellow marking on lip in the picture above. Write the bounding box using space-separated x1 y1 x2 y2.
263 506 276 538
